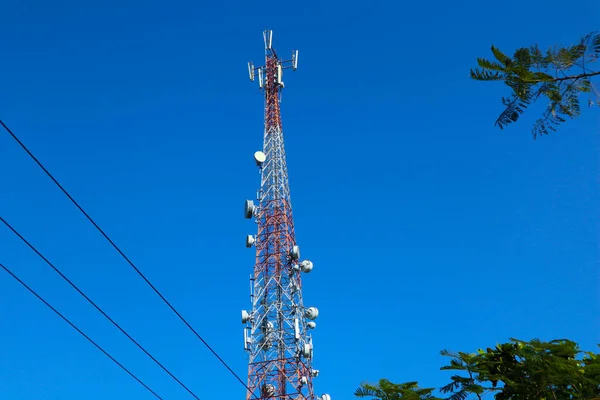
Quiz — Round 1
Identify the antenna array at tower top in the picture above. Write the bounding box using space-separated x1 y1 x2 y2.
247 30 299 90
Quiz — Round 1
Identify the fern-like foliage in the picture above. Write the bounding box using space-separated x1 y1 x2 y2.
439 350 487 400
472 31 600 138
354 379 441 400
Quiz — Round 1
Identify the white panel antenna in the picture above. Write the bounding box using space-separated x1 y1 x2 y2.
294 318 300 339
258 68 264 88
248 62 255 81
302 343 312 358
291 280 299 293
244 200 256 219
277 63 283 85
263 30 273 50
292 50 299 70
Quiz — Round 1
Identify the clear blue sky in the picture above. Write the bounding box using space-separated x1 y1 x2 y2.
0 0 598 399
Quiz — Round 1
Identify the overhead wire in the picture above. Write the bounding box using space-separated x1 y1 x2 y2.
0 120 255 398
0 216 201 400
0 261 164 400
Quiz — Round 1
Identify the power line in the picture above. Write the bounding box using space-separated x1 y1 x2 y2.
0 216 201 400
0 120 254 398
0 261 164 400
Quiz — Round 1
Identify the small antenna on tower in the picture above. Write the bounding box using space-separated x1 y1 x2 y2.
292 50 299 71
277 63 283 86
248 62 255 81
263 30 273 50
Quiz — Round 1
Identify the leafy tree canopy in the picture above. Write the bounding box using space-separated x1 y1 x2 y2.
472 32 600 138
356 338 600 400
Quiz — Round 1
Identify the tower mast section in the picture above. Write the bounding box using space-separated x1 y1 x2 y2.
240 30 329 400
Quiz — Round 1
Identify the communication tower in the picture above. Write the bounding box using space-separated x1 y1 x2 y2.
240 30 329 400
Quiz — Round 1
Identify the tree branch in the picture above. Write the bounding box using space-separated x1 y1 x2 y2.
548 70 600 82
468 369 483 400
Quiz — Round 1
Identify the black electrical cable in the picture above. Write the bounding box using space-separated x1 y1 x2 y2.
0 216 201 400
0 261 164 400
0 120 255 398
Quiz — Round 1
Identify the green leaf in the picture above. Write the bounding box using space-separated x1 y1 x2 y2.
491 46 511 65
470 68 503 81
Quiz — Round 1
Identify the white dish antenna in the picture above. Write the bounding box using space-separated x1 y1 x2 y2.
241 310 250 323
307 321 316 329
290 245 300 260
321 395 331 400
246 235 255 248
300 260 313 273
305 306 319 320
254 151 266 166
244 200 256 219
263 384 276 397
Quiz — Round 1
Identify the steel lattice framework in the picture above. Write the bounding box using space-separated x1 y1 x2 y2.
241 31 326 400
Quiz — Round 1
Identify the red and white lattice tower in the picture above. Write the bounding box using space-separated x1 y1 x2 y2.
241 30 329 400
